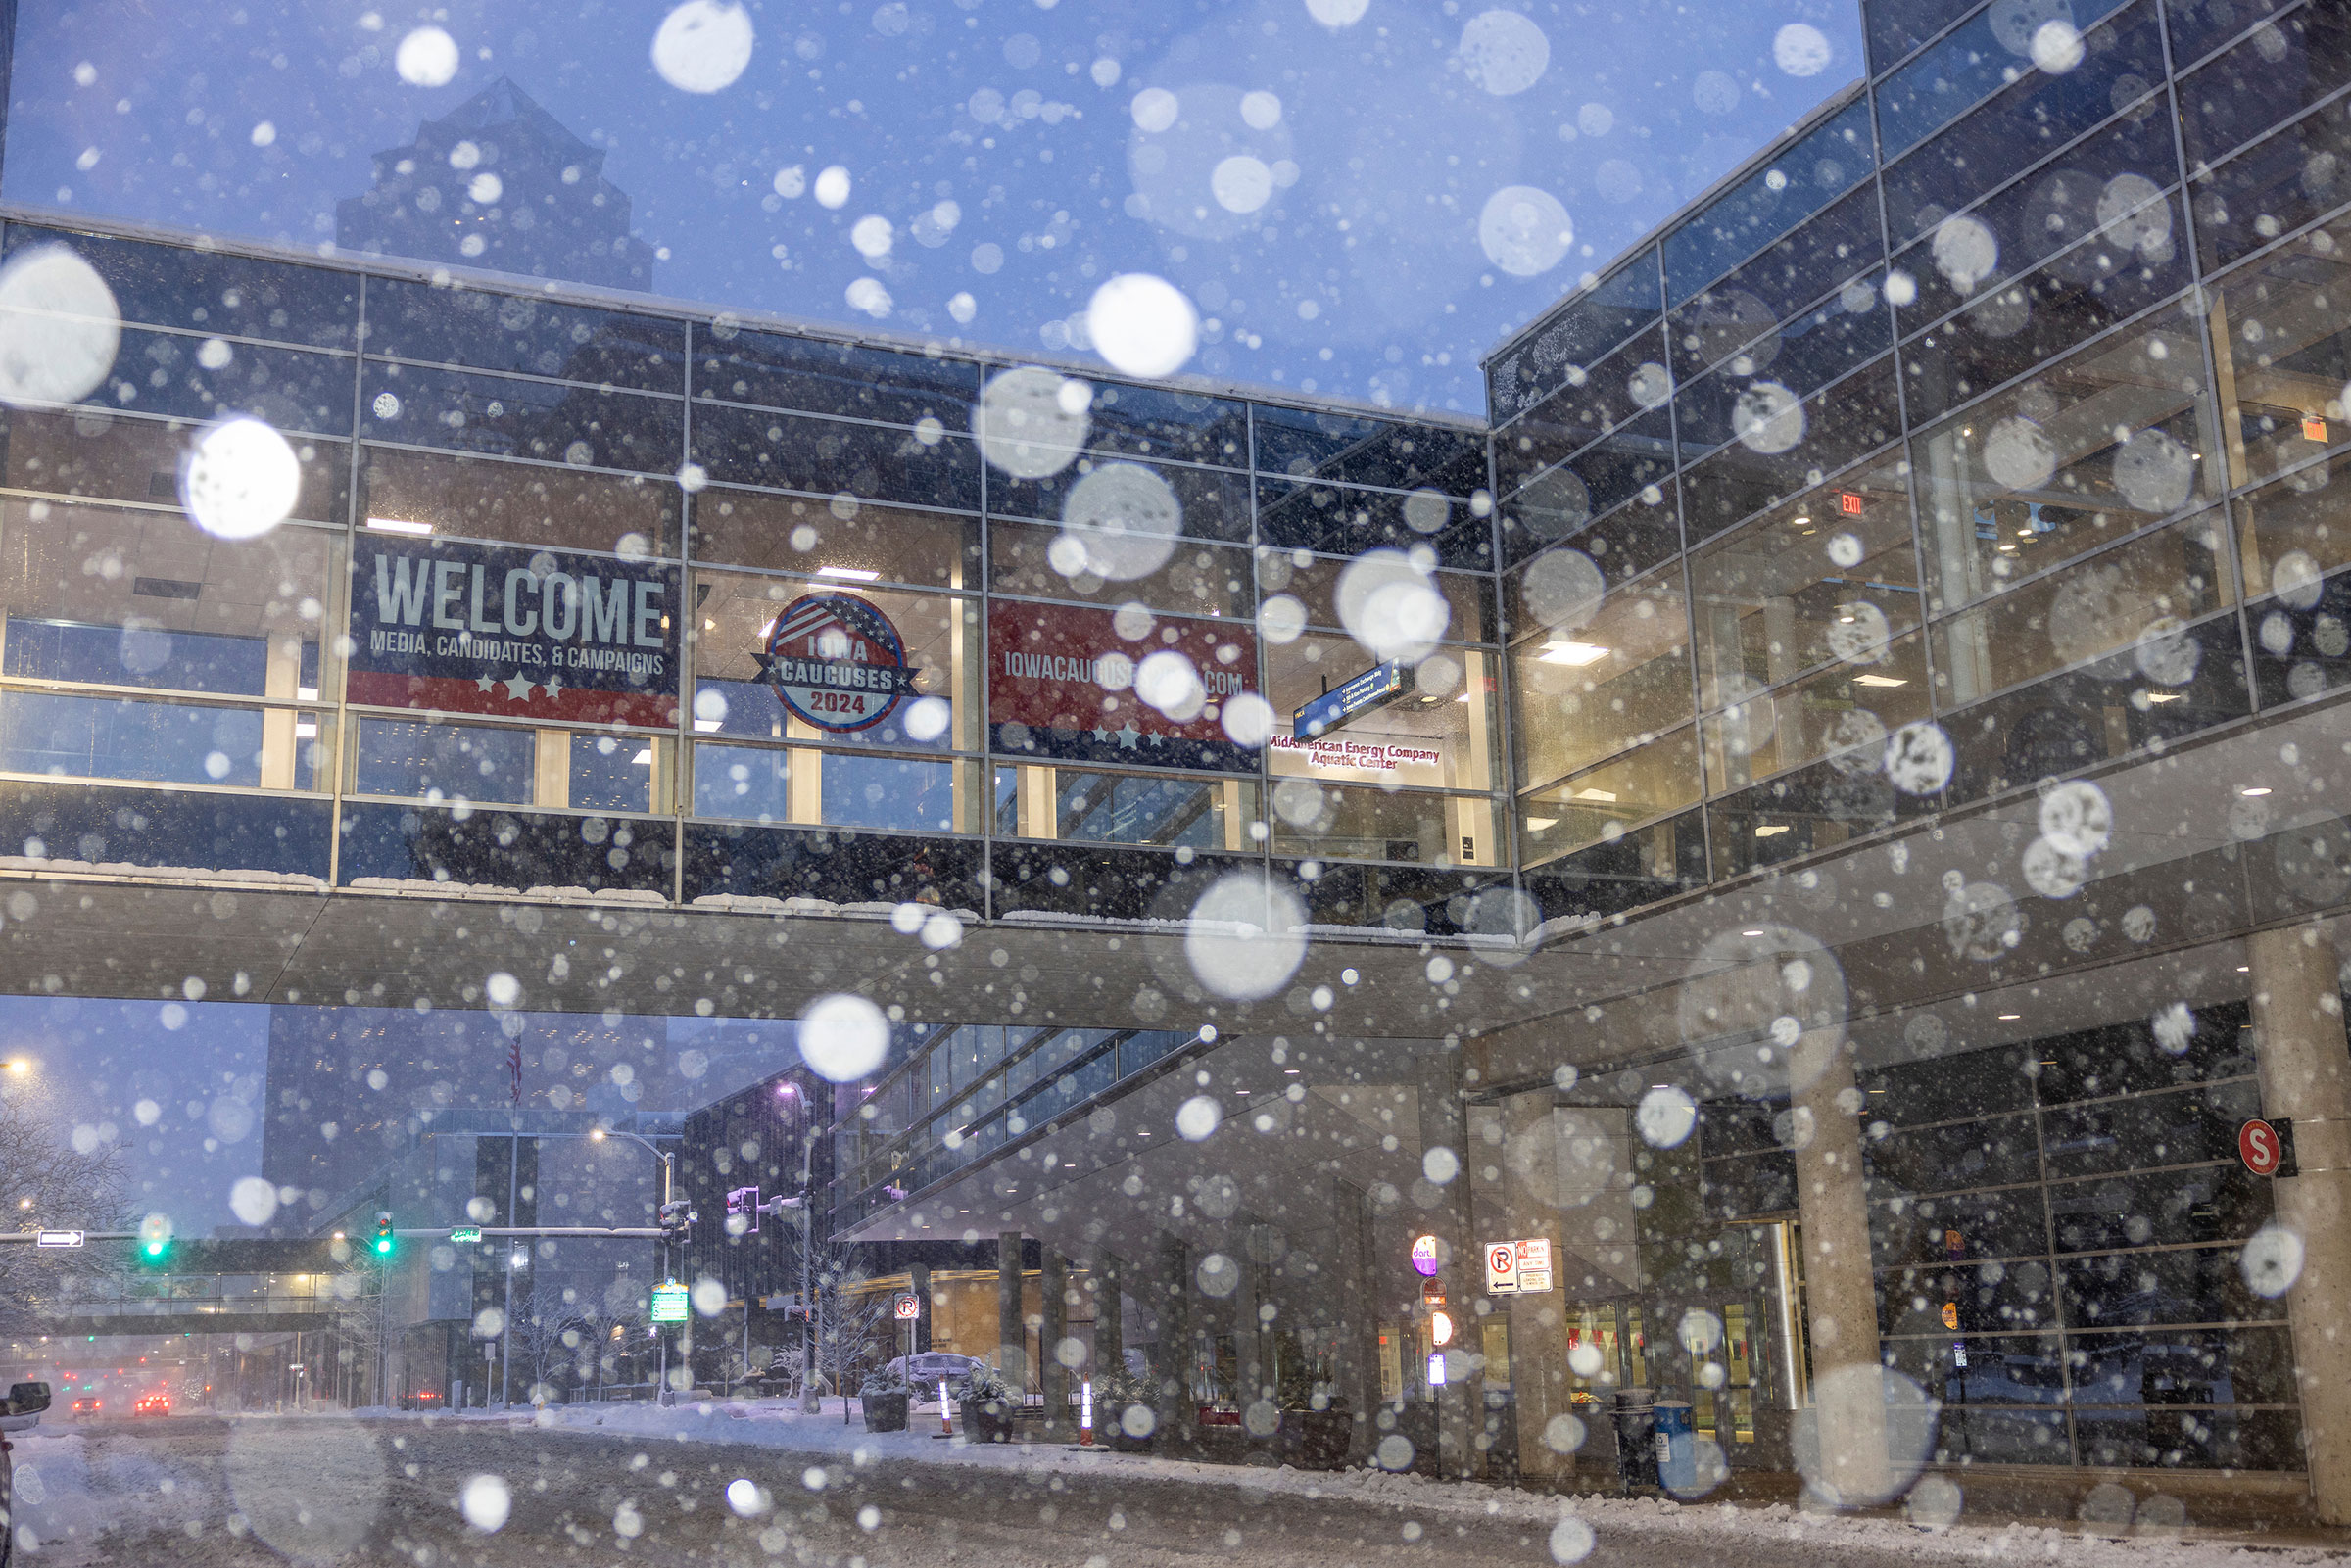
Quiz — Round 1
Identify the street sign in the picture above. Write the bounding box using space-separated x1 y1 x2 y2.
2240 1117 2297 1177
1515 1237 1553 1294
1410 1234 1441 1277
1484 1237 1553 1295
893 1292 921 1320
34 1231 82 1249
650 1281 691 1324
1485 1242 1518 1294
449 1226 482 1244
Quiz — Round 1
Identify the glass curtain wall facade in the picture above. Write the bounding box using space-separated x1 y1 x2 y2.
1451 0 2351 1492
0 219 1501 934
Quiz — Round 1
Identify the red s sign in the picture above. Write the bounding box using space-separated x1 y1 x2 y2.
2239 1118 2283 1177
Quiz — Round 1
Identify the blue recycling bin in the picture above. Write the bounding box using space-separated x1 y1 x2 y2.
1652 1401 1696 1493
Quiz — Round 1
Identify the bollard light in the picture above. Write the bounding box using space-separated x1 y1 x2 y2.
939 1377 952 1435
1080 1378 1093 1445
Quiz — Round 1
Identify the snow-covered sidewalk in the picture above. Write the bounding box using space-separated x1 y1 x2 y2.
427 1398 2351 1566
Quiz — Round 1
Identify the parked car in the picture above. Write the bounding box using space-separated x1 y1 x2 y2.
134 1393 170 1417
883 1353 984 1391
0 1381 52 1565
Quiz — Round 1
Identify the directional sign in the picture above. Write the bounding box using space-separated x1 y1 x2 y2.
34 1231 82 1249
893 1293 921 1321
449 1226 483 1245
650 1281 691 1324
1293 660 1412 740
2240 1117 2297 1178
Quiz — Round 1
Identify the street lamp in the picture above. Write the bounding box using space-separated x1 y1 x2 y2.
591 1125 682 1403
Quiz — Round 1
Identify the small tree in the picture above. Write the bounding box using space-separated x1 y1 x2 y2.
0 1089 130 1333
809 1238 896 1412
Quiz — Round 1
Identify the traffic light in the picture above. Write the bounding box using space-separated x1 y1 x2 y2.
134 1214 172 1267
725 1185 761 1236
373 1212 396 1258
657 1200 696 1242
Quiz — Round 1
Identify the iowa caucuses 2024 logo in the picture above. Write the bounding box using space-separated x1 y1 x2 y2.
755 593 917 733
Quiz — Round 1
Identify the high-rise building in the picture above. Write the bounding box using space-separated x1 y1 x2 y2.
335 77 653 293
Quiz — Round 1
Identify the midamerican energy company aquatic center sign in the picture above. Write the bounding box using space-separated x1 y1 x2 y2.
348 534 681 728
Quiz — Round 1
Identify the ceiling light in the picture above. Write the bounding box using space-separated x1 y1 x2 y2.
1790 516 1809 528
1284 1069 1300 1074
693 719 722 733
1998 1014 2022 1021
1742 928 1764 936
1538 641 1610 666
817 566 882 582
1853 674 1908 688
365 516 433 536
631 749 653 764
1524 816 1558 831
2241 786 2273 797
1754 824 1790 836
2144 691 2183 702
1573 787 1618 802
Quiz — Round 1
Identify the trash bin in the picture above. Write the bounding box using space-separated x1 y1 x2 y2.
1652 1400 1695 1492
1610 1387 1658 1489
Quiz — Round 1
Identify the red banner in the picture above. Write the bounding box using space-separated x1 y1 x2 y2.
988 601 1257 749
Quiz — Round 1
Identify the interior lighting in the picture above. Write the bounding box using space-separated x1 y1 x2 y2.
816 566 883 582
1853 674 1908 688
364 516 434 536
1538 641 1610 666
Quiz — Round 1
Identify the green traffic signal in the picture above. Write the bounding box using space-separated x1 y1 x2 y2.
134 1215 172 1266
373 1213 396 1257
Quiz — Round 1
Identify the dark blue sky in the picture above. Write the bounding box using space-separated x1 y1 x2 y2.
8 0 1861 414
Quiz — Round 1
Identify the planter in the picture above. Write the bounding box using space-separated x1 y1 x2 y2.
1279 1408 1353 1470
862 1391 909 1432
1106 1401 1156 1452
960 1397 1015 1444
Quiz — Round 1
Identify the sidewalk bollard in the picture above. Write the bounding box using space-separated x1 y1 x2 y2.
1080 1379 1093 1446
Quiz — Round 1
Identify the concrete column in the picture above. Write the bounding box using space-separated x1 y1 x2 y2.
2249 924 2351 1525
996 1231 1027 1395
910 1263 932 1354
1420 1053 1476 1479
1233 1223 1265 1421
1157 1232 1195 1450
1040 1247 1071 1441
1329 1179 1378 1460
1790 1028 1890 1507
1094 1251 1124 1390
